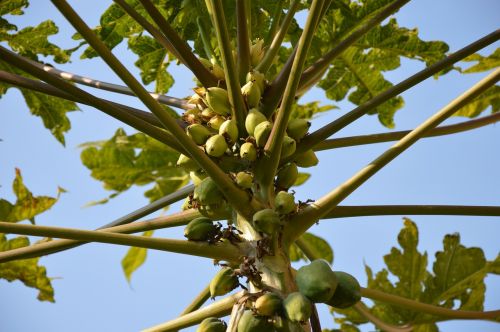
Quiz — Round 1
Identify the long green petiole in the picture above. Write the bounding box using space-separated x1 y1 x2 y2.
354 302 413 332
236 0 251 84
178 284 211 316
285 68 500 243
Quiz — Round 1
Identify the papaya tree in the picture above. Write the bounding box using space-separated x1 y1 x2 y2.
0 0 499 331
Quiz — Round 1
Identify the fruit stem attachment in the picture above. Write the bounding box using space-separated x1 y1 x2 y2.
354 302 414 332
360 287 500 321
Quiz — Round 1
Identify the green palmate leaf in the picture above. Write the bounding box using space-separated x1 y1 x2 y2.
0 0 29 16
291 101 336 120
289 232 334 264
0 168 64 224
0 234 55 302
453 85 500 118
462 48 500 73
128 35 174 94
121 230 154 283
80 128 189 203
333 218 498 330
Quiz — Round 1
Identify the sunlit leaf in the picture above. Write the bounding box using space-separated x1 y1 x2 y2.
293 173 311 187
121 230 154 283
453 86 499 118
289 232 334 264
462 48 500 73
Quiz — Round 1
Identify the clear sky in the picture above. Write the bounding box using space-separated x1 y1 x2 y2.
1 1 499 331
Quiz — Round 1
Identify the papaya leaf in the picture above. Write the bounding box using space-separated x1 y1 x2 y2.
0 233 55 302
293 172 311 187
462 48 500 73
0 0 29 17
453 85 499 118
333 218 498 330
121 230 154 283
0 168 64 224
289 232 334 264
80 128 188 203
291 101 336 120
128 35 174 94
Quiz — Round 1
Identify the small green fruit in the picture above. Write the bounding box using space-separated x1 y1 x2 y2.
235 172 253 189
194 177 224 205
177 154 200 172
237 310 273 332
252 208 280 235
246 70 266 93
281 136 296 158
241 81 261 108
283 292 312 323
276 163 298 189
184 217 217 241
201 107 216 118
287 119 310 141
240 142 257 161
190 170 207 186
296 259 338 303
274 191 296 215
250 39 264 67
245 108 267 136
219 119 238 143
209 267 239 298
326 271 361 309
207 115 226 130
255 292 282 316
187 123 212 145
206 87 231 115
205 134 228 157
294 150 318 168
196 317 226 332
198 203 232 219
254 121 272 147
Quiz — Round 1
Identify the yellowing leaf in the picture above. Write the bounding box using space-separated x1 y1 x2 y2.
121 230 154 283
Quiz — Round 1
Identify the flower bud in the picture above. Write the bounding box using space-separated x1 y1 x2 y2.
205 134 228 157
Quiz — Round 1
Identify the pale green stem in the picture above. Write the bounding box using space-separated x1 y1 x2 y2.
0 219 242 262
179 284 211 316
314 112 500 150
354 302 414 332
264 0 284 46
142 291 245 332
236 0 251 83
135 0 218 88
256 0 300 74
206 0 248 134
51 0 255 220
285 68 500 243
256 0 325 198
0 46 185 153
197 17 215 61
0 208 199 264
297 29 500 154
360 287 500 321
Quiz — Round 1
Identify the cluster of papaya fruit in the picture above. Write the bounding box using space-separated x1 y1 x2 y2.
195 259 361 331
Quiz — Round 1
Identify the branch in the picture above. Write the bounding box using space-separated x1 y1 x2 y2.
256 0 300 74
51 0 256 220
284 68 500 243
310 303 322 332
360 287 500 321
298 0 411 90
0 221 244 262
236 0 251 83
133 0 218 88
256 0 326 197
179 284 211 316
142 291 244 332
25 54 193 110
207 0 248 133
322 205 500 219
354 302 414 332
298 29 500 153
314 112 500 150
0 46 185 153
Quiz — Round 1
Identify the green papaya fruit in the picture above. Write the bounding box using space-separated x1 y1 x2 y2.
274 191 296 215
177 154 200 172
240 142 257 161
246 70 266 93
281 136 296 158
296 259 338 303
196 317 226 332
326 271 361 308
255 292 282 316
199 57 225 81
286 119 310 141
252 208 280 235
190 170 207 186
219 118 238 143
205 134 228 157
194 177 224 205
245 108 267 136
241 81 261 108
206 87 231 116
198 202 232 219
201 107 216 119
235 171 253 189
209 267 239 298
254 121 272 147
187 123 212 145
276 163 298 189
184 217 217 241
282 292 312 323
294 150 318 168
250 39 264 67
207 115 226 130
237 310 273 332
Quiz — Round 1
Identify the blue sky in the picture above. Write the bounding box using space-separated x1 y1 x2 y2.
1 1 499 331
